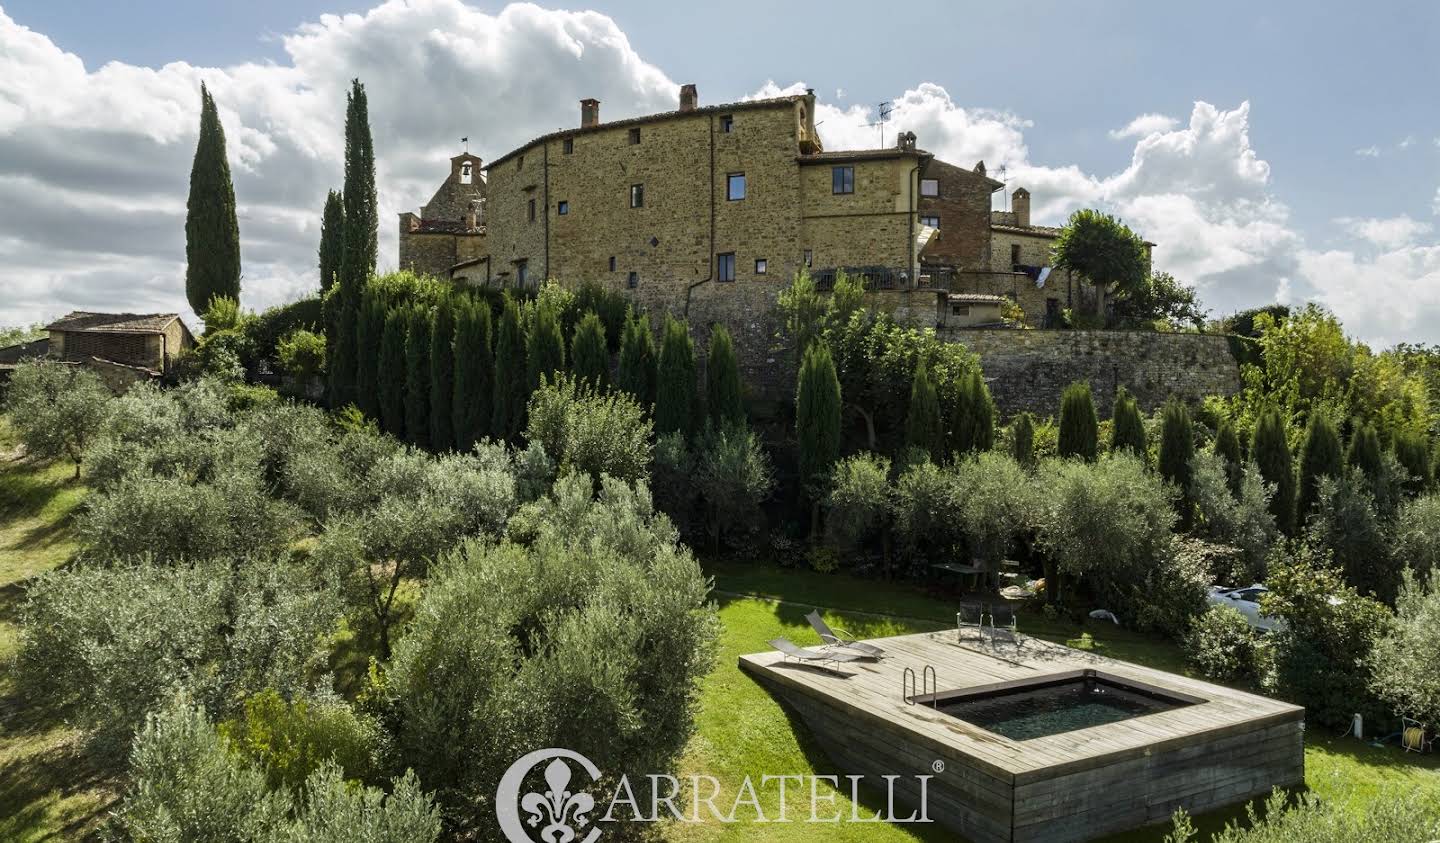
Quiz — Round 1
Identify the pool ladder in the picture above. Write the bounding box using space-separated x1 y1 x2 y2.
903 664 937 708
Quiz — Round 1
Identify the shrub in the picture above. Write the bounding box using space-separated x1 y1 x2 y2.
1369 571 1440 731
1262 546 1392 728
905 364 944 462
705 324 744 427
1214 418 1243 493
1034 453 1176 614
1251 407 1297 535
570 310 610 389
1183 604 1261 683
1158 399 1196 503
1166 786 1440 843
694 423 774 550
1010 412 1036 468
385 477 718 832
1393 494 1440 580
276 329 326 383
1109 387 1146 458
18 557 341 753
655 316 696 437
952 452 1035 575
1190 451 1277 584
1308 469 1396 602
891 460 963 574
1057 381 1098 461
825 453 893 561
526 300 565 391
1134 537 1215 639
1393 429 1432 494
650 432 697 532
617 313 658 408
3 359 113 477
1297 412 1343 520
524 376 652 486
1346 422 1384 490
217 689 379 791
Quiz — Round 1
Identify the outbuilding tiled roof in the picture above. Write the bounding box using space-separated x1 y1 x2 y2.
797 148 930 164
948 293 1009 304
990 222 1064 238
46 312 181 334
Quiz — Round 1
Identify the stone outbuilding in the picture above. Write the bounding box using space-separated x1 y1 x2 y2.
45 311 194 374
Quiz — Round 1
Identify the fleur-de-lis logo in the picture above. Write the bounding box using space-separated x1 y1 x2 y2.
497 749 604 843
520 758 596 843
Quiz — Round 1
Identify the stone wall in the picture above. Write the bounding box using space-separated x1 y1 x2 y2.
919 159 999 270
940 328 1242 419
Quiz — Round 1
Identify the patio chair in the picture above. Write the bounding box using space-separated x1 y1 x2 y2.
769 638 866 672
805 611 885 659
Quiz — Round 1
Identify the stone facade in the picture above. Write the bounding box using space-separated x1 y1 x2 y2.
46 312 193 373
398 151 486 279
939 328 1241 418
918 159 1002 271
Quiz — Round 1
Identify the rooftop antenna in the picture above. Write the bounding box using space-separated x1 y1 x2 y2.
873 101 892 148
998 164 1008 211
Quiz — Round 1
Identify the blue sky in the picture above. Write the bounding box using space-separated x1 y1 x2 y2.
2 0 1438 344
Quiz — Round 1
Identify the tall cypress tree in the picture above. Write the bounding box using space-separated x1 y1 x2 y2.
617 314 658 408
655 317 697 437
184 82 241 317
1109 387 1147 458
1345 423 1384 490
404 305 432 449
1011 412 1036 468
1158 399 1196 525
429 297 456 450
1252 408 1296 535
1298 413 1343 519
318 189 344 292
966 370 996 452
378 307 407 438
526 303 565 392
331 79 377 407
1058 382 1099 461
1393 430 1432 494
354 285 384 418
492 295 527 441
452 296 494 452
705 324 744 427
906 363 944 462
570 311 610 389
797 341 842 494
1214 419 1243 495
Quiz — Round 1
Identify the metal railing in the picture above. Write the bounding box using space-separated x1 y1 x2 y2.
903 664 937 707
812 266 955 293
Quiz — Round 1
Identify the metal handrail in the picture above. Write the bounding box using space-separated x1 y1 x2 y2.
903 665 938 707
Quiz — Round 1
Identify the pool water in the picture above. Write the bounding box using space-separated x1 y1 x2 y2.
938 676 1188 741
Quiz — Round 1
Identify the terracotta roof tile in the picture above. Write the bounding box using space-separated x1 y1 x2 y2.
46 311 180 334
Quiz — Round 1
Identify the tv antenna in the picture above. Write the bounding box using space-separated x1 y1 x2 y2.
872 101 892 148
998 164 1008 210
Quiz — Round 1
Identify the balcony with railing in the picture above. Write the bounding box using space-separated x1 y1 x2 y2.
811 265 956 292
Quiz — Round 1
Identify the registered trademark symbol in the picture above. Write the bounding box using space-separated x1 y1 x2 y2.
931 759 945 773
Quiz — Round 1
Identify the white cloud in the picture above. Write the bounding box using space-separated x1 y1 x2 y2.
0 2 1437 345
1355 145 1381 158
1399 135 1416 150
1336 215 1433 250
1434 186 1440 216
1108 113 1179 140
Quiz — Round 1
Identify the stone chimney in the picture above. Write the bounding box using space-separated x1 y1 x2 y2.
580 98 600 128
1012 187 1031 228
679 83 698 112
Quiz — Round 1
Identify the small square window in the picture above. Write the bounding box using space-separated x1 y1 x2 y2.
721 115 734 133
628 127 641 145
803 249 813 267
755 258 767 275
727 172 746 201
528 198 536 222
563 137 574 154
627 271 639 289
832 166 854 194
717 253 736 282
608 256 617 271
920 178 939 197
557 200 569 215
630 184 644 208
921 215 940 229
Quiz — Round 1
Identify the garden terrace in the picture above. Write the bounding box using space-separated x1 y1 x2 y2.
739 629 1303 843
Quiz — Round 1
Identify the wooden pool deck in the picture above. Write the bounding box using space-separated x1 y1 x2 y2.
739 629 1304 842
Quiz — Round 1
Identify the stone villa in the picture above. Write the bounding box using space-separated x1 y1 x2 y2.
399 85 1114 329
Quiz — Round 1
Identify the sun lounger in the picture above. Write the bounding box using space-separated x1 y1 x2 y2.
769 637 866 672
805 610 885 659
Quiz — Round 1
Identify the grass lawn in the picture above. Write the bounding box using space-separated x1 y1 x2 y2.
0 420 116 841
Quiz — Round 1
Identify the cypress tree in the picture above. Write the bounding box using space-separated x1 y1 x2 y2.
378 307 407 438
968 370 996 452
1109 387 1147 458
332 79 377 408
184 82 241 317
429 297 456 450
1214 419 1243 495
1345 422 1384 489
655 317 697 437
318 189 343 292
1298 413 1343 519
1158 400 1196 525
797 341 842 493
1252 408 1296 535
1057 382 1099 461
906 363 944 462
353 286 384 418
491 295 527 441
404 305 432 449
570 311 610 389
526 304 565 392
617 314 657 408
452 296 494 452
705 324 745 427
1393 430 1432 494
1011 412 1036 468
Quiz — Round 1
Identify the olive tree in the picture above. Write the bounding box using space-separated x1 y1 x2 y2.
3 358 113 477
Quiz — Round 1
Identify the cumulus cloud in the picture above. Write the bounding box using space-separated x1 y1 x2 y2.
0 1 1437 345
1355 145 1381 158
1109 113 1179 140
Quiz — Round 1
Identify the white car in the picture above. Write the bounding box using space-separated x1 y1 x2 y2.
1207 584 1286 633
